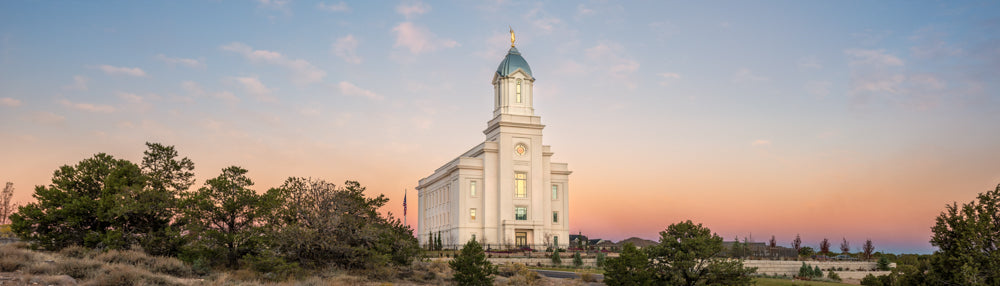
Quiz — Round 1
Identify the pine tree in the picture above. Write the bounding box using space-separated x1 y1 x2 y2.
551 248 562 265
450 238 496 286
573 251 583 267
436 231 443 250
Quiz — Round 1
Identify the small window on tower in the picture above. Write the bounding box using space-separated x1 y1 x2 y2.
516 79 522 103
553 211 559 223
551 184 558 200
515 207 527 220
470 208 476 221
470 181 477 197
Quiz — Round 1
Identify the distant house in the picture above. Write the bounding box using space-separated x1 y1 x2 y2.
594 239 618 251
569 234 588 249
618 237 658 249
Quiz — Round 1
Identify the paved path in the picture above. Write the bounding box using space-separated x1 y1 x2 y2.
532 269 604 282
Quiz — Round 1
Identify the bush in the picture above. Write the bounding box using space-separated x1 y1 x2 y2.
28 262 57 275
0 257 25 272
581 272 598 282
861 273 885 286
241 253 303 281
94 249 194 277
496 263 526 277
60 245 92 259
56 258 104 279
595 252 606 267
876 255 890 271
828 270 841 281
551 248 562 265
573 252 583 267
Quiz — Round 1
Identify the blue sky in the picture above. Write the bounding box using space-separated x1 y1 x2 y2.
1 1 999 254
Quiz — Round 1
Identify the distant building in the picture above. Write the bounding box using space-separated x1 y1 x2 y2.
619 237 658 249
417 37 571 249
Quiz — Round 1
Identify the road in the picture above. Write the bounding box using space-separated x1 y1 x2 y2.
532 269 604 282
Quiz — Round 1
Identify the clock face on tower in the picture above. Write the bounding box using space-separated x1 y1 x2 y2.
514 144 527 156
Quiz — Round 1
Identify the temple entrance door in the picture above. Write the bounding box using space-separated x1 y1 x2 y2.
515 232 527 248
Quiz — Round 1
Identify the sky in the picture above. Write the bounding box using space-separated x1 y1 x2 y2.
1 1 999 254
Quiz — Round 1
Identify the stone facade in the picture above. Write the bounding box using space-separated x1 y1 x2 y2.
417 45 571 249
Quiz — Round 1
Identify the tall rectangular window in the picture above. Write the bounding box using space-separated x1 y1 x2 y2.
470 181 477 197
515 207 527 220
551 184 558 200
554 236 559 247
515 173 527 198
470 208 476 221
552 211 559 223
516 79 522 103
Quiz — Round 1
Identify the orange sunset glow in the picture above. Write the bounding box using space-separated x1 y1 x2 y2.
2 1 999 254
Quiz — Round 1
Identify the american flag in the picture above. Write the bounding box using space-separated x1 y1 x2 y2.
403 189 407 216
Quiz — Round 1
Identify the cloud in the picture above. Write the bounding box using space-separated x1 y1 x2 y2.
59 99 115 113
64 75 89 91
577 4 595 16
585 43 640 88
752 139 772 146
155 54 204 68
392 22 459 54
233 76 276 102
797 56 822 69
805 80 832 98
96 65 147 77
117 92 144 103
181 80 239 103
182 81 205 96
221 42 326 84
26 111 65 124
332 34 361 64
658 72 681 86
732 68 769 83
524 5 563 33
845 49 904 67
212 91 239 103
338 81 382 100
0 97 21 107
117 92 153 111
396 1 430 18
317 1 350 12
649 22 680 39
909 27 963 59
257 0 290 9
844 49 908 107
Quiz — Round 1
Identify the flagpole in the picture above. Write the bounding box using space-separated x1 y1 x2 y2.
403 188 408 228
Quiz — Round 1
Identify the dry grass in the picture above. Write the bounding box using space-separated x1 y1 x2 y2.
0 243 34 271
94 249 195 277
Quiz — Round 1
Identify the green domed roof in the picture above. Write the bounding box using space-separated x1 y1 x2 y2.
496 47 532 77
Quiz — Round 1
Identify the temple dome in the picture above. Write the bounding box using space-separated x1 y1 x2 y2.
496 47 532 77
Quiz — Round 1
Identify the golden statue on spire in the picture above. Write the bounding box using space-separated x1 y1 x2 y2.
509 26 516 47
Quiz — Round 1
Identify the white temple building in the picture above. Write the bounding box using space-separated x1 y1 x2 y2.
417 36 571 249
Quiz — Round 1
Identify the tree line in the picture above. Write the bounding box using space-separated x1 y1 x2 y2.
9 142 419 277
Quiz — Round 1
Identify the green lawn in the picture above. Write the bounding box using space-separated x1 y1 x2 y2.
754 278 853 286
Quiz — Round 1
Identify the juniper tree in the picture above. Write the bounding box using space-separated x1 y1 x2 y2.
450 238 496 286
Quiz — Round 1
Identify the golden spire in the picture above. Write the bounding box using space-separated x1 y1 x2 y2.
509 26 516 47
